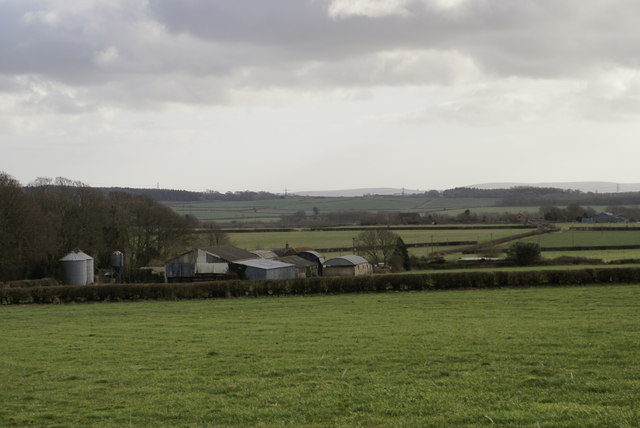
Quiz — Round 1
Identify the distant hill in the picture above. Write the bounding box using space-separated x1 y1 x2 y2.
293 188 423 197
469 182 640 193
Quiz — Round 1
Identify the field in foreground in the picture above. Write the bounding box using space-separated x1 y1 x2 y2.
2 286 639 427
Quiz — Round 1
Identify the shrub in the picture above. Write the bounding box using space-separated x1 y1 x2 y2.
506 242 541 266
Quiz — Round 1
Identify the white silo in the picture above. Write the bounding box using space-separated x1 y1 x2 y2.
59 250 94 285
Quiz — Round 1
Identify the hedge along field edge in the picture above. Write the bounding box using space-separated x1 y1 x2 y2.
2 267 640 305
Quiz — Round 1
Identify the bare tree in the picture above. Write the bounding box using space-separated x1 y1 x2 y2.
356 229 399 265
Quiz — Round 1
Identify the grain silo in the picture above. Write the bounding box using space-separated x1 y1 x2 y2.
59 250 95 285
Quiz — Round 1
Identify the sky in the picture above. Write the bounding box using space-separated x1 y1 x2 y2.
2 0 640 193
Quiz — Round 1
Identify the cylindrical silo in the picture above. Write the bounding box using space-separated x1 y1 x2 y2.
86 256 94 284
59 250 93 286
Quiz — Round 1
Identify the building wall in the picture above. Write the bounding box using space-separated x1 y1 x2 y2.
244 266 297 281
324 263 372 277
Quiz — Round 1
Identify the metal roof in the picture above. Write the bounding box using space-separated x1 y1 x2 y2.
324 255 369 267
250 249 278 259
203 245 258 262
234 259 295 270
59 250 93 262
297 250 324 259
277 255 317 268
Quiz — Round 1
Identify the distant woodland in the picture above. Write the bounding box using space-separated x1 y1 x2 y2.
1 174 190 281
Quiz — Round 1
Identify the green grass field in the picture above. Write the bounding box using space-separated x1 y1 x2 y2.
215 228 525 253
519 228 640 248
2 285 639 427
166 197 502 223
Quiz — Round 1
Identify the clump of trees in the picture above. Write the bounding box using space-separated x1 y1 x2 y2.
0 173 191 282
356 229 411 271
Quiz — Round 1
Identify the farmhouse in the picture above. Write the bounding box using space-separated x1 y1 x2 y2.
231 258 297 280
164 245 257 282
323 255 373 277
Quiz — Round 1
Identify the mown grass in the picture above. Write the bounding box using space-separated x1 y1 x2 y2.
2 285 639 427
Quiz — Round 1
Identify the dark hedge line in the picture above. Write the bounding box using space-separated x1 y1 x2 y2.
2 268 640 305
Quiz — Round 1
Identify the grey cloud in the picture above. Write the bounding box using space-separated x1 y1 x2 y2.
1 0 640 117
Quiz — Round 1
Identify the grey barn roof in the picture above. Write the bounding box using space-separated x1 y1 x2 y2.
277 255 317 268
324 255 369 267
234 259 295 270
202 245 257 262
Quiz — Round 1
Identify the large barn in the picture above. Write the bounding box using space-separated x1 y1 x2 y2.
231 258 297 281
323 255 372 277
164 245 257 282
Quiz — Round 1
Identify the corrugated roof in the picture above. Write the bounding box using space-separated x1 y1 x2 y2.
203 245 258 262
251 250 278 259
324 255 369 267
59 250 93 262
297 250 324 260
277 255 317 268
234 259 295 270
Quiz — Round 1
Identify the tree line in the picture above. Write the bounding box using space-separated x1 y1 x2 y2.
1 173 190 282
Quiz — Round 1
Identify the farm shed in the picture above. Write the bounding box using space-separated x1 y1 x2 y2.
323 255 373 277
296 250 326 275
231 259 297 281
164 249 229 282
582 212 628 223
250 249 278 259
277 255 319 278
59 250 95 286
164 245 258 282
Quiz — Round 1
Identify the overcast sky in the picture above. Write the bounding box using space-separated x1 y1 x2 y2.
2 0 640 192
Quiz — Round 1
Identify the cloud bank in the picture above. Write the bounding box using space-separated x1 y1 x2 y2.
1 0 639 123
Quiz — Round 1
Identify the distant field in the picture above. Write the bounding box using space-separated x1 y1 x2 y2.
518 227 640 248
2 286 638 426
166 197 502 223
192 228 527 256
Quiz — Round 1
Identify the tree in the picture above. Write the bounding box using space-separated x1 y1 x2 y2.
506 242 541 266
203 222 230 246
356 229 399 265
390 237 411 271
0 172 55 280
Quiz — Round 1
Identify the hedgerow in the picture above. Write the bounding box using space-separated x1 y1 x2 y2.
2 268 640 305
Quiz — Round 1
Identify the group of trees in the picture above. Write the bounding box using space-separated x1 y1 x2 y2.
356 229 411 271
0 173 191 282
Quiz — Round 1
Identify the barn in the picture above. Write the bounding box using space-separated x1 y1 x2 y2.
277 255 319 278
231 258 297 281
323 255 373 277
164 245 257 282
296 250 326 275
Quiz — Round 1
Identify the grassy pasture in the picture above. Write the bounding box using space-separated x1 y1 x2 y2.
205 228 527 255
2 285 639 427
518 227 640 248
166 197 501 223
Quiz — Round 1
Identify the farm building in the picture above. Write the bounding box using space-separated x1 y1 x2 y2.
277 255 319 278
231 259 297 281
296 250 326 275
250 249 278 259
164 245 257 282
582 212 628 223
59 250 95 286
323 255 372 277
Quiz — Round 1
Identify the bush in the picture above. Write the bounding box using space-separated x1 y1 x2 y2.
506 242 541 266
